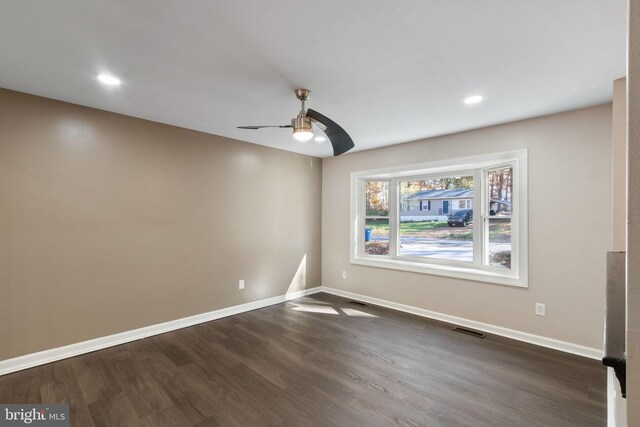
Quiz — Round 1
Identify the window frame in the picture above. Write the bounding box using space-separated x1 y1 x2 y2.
363 180 390 256
350 150 528 287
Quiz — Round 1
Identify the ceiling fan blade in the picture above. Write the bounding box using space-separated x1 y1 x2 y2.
237 125 292 130
306 109 354 156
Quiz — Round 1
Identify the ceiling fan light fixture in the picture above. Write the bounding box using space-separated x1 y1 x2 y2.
292 115 313 142
293 130 313 142
237 88 354 156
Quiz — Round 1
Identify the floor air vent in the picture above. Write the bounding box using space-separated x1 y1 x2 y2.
348 300 368 307
453 327 486 338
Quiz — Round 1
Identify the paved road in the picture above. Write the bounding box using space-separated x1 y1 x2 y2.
370 235 510 262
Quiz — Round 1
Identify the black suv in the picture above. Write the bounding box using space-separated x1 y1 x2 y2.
447 209 473 227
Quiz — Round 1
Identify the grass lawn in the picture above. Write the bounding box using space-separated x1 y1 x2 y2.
365 220 448 234
365 220 510 242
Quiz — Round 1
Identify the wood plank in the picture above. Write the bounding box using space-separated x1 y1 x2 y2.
0 293 606 426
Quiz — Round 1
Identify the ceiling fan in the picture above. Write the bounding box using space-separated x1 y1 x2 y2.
238 89 355 156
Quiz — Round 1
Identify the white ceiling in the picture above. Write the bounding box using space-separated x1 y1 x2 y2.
0 1 627 158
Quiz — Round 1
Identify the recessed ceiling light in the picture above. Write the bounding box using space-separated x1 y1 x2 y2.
97 74 121 86
314 136 326 143
464 95 484 105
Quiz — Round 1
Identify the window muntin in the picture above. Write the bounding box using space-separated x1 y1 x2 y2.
351 151 527 287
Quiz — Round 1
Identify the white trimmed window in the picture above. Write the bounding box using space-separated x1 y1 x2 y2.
459 199 471 209
350 150 528 287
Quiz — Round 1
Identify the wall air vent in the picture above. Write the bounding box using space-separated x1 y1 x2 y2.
348 300 368 307
452 327 486 338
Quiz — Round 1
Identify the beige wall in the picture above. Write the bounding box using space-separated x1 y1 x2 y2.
322 104 612 349
0 88 322 361
610 77 628 427
627 0 640 422
612 78 627 251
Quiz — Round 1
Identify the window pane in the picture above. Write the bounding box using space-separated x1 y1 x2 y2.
488 167 513 216
398 177 473 262
365 218 389 256
488 218 511 269
366 181 389 216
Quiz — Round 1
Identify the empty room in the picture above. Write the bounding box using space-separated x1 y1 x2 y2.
1 1 639 426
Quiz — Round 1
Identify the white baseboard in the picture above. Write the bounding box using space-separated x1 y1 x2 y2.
0 284 601 376
320 286 603 360
0 286 322 376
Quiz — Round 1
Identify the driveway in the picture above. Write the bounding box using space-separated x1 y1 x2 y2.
371 235 511 262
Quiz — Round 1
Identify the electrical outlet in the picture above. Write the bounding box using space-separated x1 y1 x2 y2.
342 271 347 279
535 303 546 317
239 279 245 290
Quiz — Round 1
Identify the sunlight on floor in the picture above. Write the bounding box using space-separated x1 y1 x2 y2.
340 308 378 318
288 302 379 318
291 304 339 314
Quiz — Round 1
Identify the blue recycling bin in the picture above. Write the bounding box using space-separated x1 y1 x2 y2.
365 227 372 242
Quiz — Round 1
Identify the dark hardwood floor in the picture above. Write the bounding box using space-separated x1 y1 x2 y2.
0 293 606 426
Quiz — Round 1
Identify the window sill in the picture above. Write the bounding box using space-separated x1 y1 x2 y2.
350 256 528 288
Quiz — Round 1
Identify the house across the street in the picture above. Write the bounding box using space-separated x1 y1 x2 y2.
402 188 473 221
